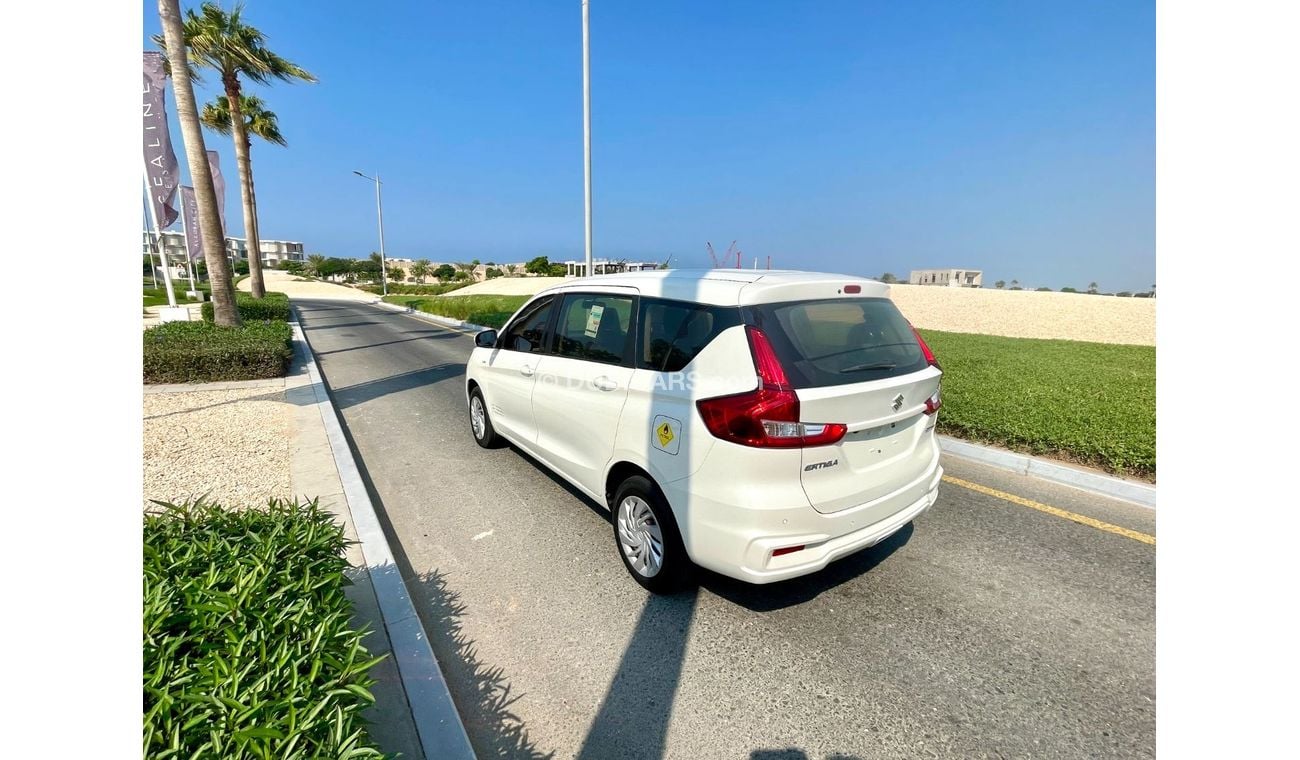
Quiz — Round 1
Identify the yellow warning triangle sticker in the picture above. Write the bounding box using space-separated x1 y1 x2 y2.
657 422 674 447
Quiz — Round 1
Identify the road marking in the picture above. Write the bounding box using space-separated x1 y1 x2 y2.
472 529 494 541
941 475 1155 545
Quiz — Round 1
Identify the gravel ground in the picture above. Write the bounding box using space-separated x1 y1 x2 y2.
143 385 293 510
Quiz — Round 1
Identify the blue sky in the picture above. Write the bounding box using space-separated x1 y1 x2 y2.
143 1 1154 291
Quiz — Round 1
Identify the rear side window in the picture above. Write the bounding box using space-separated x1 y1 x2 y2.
500 296 554 354
744 298 927 387
552 293 635 365
638 298 741 372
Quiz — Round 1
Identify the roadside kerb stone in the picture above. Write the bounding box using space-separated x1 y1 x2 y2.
938 435 1156 509
291 317 477 760
371 300 489 333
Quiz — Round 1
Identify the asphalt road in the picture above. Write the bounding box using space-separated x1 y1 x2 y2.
297 298 1156 760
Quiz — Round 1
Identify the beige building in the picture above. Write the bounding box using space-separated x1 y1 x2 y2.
564 259 661 277
909 268 983 287
143 232 305 280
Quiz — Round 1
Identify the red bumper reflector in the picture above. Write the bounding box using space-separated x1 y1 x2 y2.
772 545 805 557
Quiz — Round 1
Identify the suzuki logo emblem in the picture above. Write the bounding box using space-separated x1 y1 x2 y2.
891 393 905 411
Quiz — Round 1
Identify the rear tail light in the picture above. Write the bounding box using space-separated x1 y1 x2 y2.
696 326 847 448
924 387 942 416
911 325 940 369
772 544 805 557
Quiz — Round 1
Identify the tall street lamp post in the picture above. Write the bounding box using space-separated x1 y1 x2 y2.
353 170 388 295
582 0 593 278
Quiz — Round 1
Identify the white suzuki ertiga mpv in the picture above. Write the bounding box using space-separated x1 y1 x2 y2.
465 270 943 592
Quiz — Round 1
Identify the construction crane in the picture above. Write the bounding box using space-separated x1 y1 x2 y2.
706 241 742 269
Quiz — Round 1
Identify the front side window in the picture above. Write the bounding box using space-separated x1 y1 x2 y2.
552 293 635 365
638 298 741 372
500 296 554 353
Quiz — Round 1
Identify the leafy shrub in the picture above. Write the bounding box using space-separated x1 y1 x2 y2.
202 292 292 322
382 294 529 329
143 498 386 759
360 281 470 297
143 320 293 383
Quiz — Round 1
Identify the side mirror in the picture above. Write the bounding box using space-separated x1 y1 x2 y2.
474 329 498 348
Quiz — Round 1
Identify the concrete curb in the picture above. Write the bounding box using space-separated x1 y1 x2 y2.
370 300 490 333
938 435 1156 509
143 377 286 394
292 319 477 760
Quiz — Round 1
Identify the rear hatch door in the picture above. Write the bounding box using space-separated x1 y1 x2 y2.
745 297 940 514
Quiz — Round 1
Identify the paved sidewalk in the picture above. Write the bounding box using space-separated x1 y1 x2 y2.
285 331 427 758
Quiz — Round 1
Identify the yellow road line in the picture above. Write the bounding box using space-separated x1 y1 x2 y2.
941 475 1155 545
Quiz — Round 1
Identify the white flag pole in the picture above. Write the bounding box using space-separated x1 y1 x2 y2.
178 188 198 295
143 169 177 308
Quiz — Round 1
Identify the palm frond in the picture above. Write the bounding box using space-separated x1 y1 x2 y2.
201 94 287 146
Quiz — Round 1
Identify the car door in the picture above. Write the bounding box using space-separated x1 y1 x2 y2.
531 291 637 497
477 294 557 444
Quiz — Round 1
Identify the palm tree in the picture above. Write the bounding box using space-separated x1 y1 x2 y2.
995 280 1006 289
410 259 431 284
305 253 325 278
157 0 240 326
200 94 285 285
1010 279 1020 290
505 263 518 277
1088 281 1099 295
174 1 316 299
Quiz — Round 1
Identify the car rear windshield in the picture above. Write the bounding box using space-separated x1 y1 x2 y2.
744 298 928 388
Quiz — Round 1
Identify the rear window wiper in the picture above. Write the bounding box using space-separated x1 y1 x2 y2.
839 361 896 373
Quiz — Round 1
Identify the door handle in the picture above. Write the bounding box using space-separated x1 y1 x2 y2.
593 376 618 391
520 365 535 377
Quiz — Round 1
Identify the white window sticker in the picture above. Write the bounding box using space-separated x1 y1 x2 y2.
584 304 605 338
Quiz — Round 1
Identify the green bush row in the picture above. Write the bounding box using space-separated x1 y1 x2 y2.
361 281 471 296
201 291 292 322
144 498 386 759
143 320 293 384
381 293 529 329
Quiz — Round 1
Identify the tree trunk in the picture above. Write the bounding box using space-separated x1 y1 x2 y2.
226 84 266 299
158 0 239 326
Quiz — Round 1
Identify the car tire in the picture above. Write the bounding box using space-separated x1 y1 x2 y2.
468 386 502 448
611 475 692 593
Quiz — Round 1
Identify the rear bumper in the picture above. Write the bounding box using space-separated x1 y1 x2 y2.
663 444 942 584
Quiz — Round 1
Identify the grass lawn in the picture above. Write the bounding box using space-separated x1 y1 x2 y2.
383 293 528 329
381 294 1155 478
919 329 1155 479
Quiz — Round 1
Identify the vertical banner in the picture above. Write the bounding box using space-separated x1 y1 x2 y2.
142 51 180 228
206 150 227 235
180 186 202 262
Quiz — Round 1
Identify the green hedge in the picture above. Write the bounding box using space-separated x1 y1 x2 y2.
144 499 386 759
202 291 292 322
143 320 293 384
381 293 529 329
361 281 471 296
